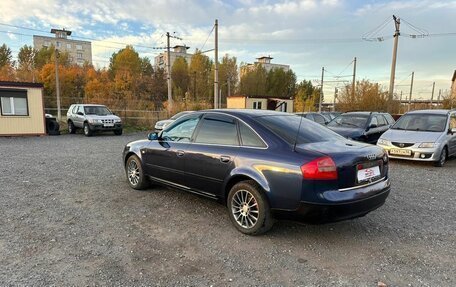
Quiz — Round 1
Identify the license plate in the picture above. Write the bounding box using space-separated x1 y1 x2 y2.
357 166 380 182
390 149 412 156
104 123 114 127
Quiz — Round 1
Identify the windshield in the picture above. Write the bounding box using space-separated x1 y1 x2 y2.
392 114 447 132
84 106 112 116
256 114 343 145
327 114 368 128
170 111 190 120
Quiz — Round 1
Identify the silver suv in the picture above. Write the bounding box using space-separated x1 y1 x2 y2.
67 104 122 136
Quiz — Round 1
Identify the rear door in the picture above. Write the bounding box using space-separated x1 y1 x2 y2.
74 105 85 128
184 114 240 197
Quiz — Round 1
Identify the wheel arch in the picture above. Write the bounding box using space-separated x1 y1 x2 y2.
223 168 270 204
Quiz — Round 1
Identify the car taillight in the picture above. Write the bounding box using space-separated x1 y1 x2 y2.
301 156 338 180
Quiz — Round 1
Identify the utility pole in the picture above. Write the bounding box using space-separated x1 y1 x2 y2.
438 89 441 107
166 32 173 112
319 67 324 112
214 19 219 109
227 77 231 98
399 90 403 114
333 87 338 112
430 81 435 108
54 49 61 121
388 15 400 113
352 57 357 102
408 71 414 112
193 71 197 101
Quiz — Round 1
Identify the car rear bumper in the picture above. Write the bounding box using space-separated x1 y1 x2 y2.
378 144 440 161
273 178 391 223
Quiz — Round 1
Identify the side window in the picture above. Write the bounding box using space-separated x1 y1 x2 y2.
77 106 84 114
377 115 387 126
313 114 326 125
71 105 78 114
450 114 456 129
161 117 200 142
239 122 266 148
253 101 262 109
195 115 239 145
369 116 378 127
384 114 395 125
305 114 314 121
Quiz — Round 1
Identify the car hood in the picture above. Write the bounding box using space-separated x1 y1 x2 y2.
86 114 121 121
327 126 365 138
381 129 443 143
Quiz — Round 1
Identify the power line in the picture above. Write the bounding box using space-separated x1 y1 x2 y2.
200 24 215 52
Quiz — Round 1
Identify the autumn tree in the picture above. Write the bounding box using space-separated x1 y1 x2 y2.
0 43 15 81
218 54 238 105
336 79 399 112
294 80 321 112
189 49 212 102
171 57 189 101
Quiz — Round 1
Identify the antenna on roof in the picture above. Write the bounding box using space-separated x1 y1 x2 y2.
292 113 304 152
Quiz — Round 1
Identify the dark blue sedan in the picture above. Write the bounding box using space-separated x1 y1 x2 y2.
123 109 391 235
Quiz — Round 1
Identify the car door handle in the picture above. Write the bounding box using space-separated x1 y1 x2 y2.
220 155 231 163
176 150 185 157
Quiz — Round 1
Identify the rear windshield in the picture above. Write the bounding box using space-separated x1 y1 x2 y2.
256 115 343 145
392 114 447 132
327 114 369 128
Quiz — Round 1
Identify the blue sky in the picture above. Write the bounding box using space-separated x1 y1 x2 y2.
0 0 455 101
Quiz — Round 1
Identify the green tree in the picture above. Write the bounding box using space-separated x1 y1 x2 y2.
294 80 321 112
0 44 13 67
239 63 267 96
140 57 153 76
109 45 142 78
266 68 296 98
17 45 36 82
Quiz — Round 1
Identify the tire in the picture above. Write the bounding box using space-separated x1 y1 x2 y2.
46 119 60 135
68 121 76 134
114 129 123 136
227 180 273 235
125 155 149 190
434 147 447 167
83 122 93 137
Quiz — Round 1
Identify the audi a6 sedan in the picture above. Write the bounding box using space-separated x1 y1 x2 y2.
123 109 391 235
377 109 456 167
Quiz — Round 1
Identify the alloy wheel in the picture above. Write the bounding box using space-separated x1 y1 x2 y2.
127 159 140 186
231 189 259 229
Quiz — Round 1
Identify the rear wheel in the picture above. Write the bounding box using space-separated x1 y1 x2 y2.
434 147 447 167
126 155 149 189
83 122 92 137
227 180 273 235
68 121 76 134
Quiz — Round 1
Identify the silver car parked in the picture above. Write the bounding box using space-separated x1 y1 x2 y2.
377 109 456 167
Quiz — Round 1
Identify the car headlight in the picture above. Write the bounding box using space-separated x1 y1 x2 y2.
115 119 122 123
377 138 391 146
418 142 435 148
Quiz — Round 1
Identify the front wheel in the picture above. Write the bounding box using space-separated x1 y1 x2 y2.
114 129 123 136
434 147 447 167
83 123 92 137
126 155 149 190
227 180 273 235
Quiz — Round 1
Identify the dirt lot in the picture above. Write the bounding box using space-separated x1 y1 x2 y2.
0 133 455 286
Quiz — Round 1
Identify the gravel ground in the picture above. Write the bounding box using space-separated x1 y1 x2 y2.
0 133 455 286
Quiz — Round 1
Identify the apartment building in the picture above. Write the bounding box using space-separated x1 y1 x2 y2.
240 56 290 77
33 29 92 65
154 45 193 70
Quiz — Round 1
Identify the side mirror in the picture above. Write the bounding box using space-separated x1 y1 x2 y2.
148 132 159 141
77 112 84 116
